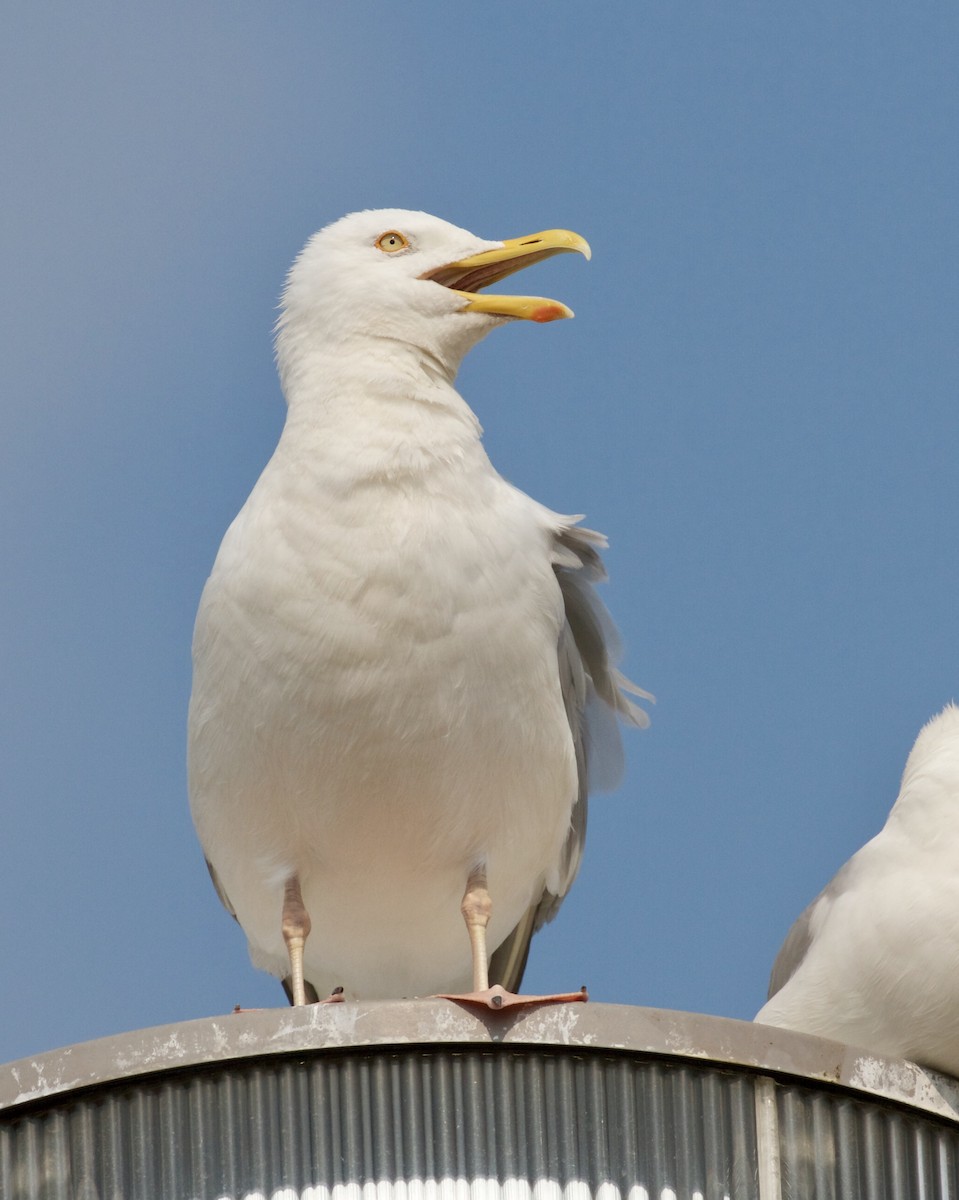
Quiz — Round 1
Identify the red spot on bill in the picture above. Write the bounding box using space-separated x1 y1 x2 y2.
531 303 567 323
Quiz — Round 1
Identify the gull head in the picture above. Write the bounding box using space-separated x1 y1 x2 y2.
276 209 590 384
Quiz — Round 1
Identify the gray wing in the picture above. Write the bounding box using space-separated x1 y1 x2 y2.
489 524 651 991
205 856 238 920
766 859 854 999
766 901 817 1000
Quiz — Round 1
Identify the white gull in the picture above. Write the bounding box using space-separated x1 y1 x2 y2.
756 703 959 1075
188 209 649 1007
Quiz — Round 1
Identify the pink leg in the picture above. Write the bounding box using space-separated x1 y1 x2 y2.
462 864 494 992
436 865 589 1011
282 875 312 1006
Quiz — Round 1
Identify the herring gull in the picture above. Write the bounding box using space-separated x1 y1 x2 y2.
756 704 959 1075
188 209 649 1008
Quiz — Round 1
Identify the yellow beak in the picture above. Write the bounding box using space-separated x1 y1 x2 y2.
421 229 591 323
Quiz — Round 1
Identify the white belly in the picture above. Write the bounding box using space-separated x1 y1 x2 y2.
189 473 577 998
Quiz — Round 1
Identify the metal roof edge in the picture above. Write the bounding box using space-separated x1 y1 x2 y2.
3 1000 958 1124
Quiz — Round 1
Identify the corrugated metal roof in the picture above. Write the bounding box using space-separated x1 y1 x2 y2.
3 1002 959 1199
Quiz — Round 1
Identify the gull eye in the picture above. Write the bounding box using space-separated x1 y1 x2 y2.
376 230 410 254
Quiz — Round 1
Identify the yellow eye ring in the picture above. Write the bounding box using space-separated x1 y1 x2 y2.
376 230 410 253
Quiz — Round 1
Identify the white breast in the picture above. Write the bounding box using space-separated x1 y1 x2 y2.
188 448 578 998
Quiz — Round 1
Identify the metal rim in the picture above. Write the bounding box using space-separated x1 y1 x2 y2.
3 1000 958 1124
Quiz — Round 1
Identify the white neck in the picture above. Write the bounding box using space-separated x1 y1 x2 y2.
885 734 959 847
274 334 489 492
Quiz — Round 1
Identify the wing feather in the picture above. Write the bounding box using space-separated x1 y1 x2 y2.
489 522 651 989
766 860 854 999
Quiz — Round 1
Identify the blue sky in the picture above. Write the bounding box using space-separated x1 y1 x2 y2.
2 2 957 1065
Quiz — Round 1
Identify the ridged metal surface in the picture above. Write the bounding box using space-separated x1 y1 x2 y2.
1 1049 757 1200
775 1079 959 1199
3 1003 959 1199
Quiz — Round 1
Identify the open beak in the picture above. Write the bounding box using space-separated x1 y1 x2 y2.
420 229 591 323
